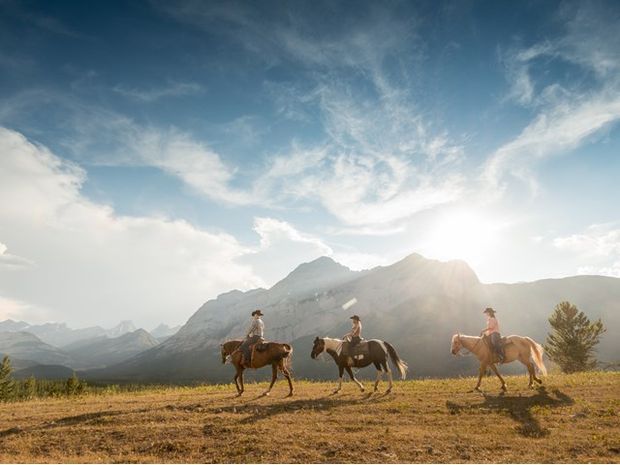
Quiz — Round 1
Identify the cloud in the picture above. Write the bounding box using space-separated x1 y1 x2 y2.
0 241 34 269
112 81 204 102
241 217 386 284
488 2 620 195
152 0 465 227
0 126 263 327
484 93 620 193
553 223 620 277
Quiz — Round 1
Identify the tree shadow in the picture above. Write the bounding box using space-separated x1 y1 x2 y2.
0 407 153 438
446 386 574 438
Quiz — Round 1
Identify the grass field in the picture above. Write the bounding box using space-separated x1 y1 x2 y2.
0 371 618 463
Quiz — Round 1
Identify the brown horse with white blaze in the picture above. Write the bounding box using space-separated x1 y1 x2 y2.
220 339 294 397
450 333 547 391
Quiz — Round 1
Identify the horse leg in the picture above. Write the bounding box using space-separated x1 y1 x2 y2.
238 368 245 396
233 371 241 394
278 359 294 397
490 364 507 391
383 360 393 393
525 361 536 388
334 366 344 393
373 362 383 392
345 366 365 392
262 363 278 396
474 363 486 391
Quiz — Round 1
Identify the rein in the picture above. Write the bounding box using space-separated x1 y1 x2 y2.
457 334 482 356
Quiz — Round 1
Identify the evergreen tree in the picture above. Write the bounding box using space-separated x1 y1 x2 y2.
0 355 16 401
65 372 80 396
545 301 606 373
24 375 37 400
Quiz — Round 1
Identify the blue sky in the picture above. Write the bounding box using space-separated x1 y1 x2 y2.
1 0 619 328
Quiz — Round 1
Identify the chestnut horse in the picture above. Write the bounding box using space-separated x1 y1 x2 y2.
450 333 547 391
220 339 294 397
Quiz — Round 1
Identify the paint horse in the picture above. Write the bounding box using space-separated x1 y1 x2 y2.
310 337 408 394
220 339 294 397
450 333 547 391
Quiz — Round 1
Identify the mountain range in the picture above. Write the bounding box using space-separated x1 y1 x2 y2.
80 253 620 383
0 320 180 377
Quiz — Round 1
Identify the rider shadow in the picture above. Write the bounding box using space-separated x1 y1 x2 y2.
446 386 574 438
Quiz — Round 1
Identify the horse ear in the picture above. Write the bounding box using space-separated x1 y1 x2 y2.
314 337 318 343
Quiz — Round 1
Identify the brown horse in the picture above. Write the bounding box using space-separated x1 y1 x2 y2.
220 339 294 397
450 333 547 391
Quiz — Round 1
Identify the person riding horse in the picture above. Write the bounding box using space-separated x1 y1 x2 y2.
237 309 265 367
344 314 362 346
481 307 504 362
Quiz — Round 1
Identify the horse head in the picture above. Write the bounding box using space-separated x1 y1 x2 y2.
310 337 325 359
220 343 228 364
450 333 462 355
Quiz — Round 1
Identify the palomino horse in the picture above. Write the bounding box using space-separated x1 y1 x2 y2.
450 333 547 391
310 337 408 394
220 339 294 397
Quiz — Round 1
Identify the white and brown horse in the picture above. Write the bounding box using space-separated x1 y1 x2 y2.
220 339 294 397
310 337 408 394
450 333 547 391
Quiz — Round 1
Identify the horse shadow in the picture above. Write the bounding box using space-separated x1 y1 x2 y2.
212 392 389 425
446 386 574 438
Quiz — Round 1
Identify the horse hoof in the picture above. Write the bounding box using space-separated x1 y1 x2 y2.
262 392 270 397
286 392 294 398
386 388 392 394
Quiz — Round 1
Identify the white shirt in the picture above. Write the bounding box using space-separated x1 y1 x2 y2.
247 317 264 338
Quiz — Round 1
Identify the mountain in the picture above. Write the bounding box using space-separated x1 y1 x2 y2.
12 364 75 380
0 319 30 332
0 319 139 347
105 321 137 338
150 323 182 341
63 329 160 369
0 332 74 366
80 253 620 383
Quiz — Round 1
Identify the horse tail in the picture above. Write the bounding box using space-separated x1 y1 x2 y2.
282 343 293 372
384 341 408 380
525 337 547 376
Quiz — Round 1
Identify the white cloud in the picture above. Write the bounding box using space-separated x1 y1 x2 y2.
484 93 620 193
0 127 263 327
553 223 620 278
489 2 620 195
112 81 204 102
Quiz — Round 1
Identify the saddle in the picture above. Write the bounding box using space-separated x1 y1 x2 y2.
482 335 511 363
342 340 369 358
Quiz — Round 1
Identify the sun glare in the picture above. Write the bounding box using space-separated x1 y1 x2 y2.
421 209 500 266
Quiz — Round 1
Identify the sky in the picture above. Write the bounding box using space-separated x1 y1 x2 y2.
1 0 619 329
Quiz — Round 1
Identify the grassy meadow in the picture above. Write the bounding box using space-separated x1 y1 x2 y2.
0 371 618 463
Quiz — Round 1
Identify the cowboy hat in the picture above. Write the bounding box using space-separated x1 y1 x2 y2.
350 315 360 320
251 309 264 317
483 307 496 315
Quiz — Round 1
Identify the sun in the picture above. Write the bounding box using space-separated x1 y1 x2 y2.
421 209 501 266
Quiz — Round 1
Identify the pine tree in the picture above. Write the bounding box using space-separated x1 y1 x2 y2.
545 301 606 373
0 355 16 401
66 372 79 396
24 375 37 400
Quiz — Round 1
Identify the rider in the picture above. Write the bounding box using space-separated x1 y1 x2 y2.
481 307 504 363
344 314 362 349
238 309 265 367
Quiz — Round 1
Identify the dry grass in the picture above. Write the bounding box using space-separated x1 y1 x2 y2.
0 371 618 463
